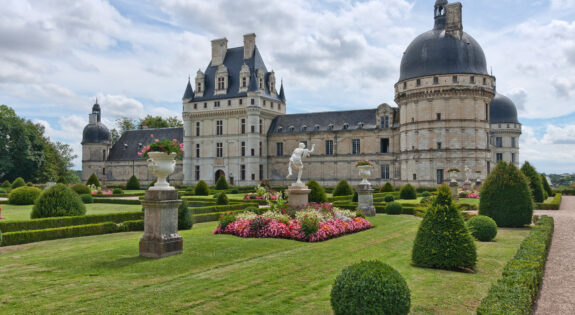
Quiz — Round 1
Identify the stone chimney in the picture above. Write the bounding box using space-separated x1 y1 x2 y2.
88 113 97 124
243 33 256 59
445 3 463 40
211 38 228 66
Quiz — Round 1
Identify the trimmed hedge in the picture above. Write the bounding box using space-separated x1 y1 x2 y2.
306 179 326 203
8 186 42 205
93 198 141 205
195 180 210 196
1 222 118 246
476 216 554 315
535 193 562 210
0 211 144 233
333 180 353 196
190 203 259 215
126 175 140 190
399 184 417 200
120 220 144 231
71 184 91 195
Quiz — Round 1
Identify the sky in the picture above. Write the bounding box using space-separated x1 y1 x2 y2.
1 0 575 174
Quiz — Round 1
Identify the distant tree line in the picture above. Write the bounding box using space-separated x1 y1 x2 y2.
110 115 182 144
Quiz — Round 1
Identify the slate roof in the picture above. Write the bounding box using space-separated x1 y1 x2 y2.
108 127 183 161
189 46 281 102
82 123 111 144
268 109 378 135
490 93 519 124
182 79 194 99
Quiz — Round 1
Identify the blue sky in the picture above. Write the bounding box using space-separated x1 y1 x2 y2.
1 0 575 174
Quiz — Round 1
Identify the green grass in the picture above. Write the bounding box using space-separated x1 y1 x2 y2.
0 215 528 314
0 204 142 222
185 193 248 200
457 198 480 207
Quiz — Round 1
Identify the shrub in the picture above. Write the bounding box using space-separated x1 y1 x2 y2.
31 184 86 219
412 184 477 270
0 188 6 194
300 215 320 237
218 212 236 230
383 194 395 202
11 177 26 189
306 179 326 203
540 174 553 197
215 175 229 190
421 191 432 197
8 186 42 205
480 162 533 227
126 175 140 190
121 220 144 231
386 202 403 215
520 161 545 203
352 191 358 202
27 182 34 187
333 180 353 196
380 182 394 193
1 222 118 246
56 176 67 184
250 217 267 234
112 188 124 195
195 180 210 196
178 200 193 230
216 192 229 205
1 180 11 190
71 184 91 195
86 173 101 187
331 260 410 315
148 179 156 189
80 194 94 204
467 215 498 242
399 184 417 200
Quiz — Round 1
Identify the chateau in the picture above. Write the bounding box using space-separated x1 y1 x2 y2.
82 0 521 187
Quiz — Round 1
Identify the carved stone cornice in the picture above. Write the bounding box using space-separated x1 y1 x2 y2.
183 108 247 120
395 87 494 103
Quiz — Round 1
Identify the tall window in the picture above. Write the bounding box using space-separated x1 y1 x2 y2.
196 82 201 92
251 125 255 133
216 120 223 135
437 169 444 184
240 165 246 180
196 122 200 136
195 144 200 158
325 140 333 155
276 142 283 156
241 119 246 134
381 116 390 129
195 165 200 181
241 142 246 157
496 137 503 148
259 142 262 156
259 164 264 180
496 153 503 162
352 139 360 155
251 98 255 105
381 165 390 180
216 143 223 158
217 77 225 90
512 153 516 163
437 142 442 149
433 76 439 84
436 113 441 120
242 77 247 87
470 76 475 84
259 119 263 134
251 148 255 156
511 137 516 148
380 138 389 154
214 101 220 108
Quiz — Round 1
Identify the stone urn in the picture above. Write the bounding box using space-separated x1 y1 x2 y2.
147 151 177 190
357 165 373 185
448 171 458 183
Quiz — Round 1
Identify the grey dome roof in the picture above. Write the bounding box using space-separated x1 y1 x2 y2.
490 93 519 124
82 123 111 144
399 29 489 81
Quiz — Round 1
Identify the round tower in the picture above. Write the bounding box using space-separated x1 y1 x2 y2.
81 101 112 183
395 0 496 185
490 93 521 166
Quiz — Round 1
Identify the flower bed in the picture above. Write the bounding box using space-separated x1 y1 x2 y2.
214 204 372 242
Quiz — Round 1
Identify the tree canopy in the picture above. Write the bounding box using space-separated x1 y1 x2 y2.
111 115 183 144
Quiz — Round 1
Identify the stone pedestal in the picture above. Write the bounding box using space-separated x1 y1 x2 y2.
356 184 375 217
287 184 310 209
449 181 459 200
139 190 183 258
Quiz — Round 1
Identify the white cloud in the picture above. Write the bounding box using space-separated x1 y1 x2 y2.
551 0 575 9
541 124 575 144
96 93 145 121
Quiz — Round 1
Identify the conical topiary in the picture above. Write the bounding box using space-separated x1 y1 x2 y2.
178 199 193 230
380 182 394 193
333 180 353 196
480 162 533 227
306 179 326 203
1 180 11 190
126 175 140 190
400 184 417 200
412 184 477 270
11 177 26 189
520 161 545 203
215 175 229 190
540 174 553 198
216 192 229 205
195 180 209 196
86 173 101 187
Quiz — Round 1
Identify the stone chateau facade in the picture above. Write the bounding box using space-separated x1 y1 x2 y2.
82 0 521 187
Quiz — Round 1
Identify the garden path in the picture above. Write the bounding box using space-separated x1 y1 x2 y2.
534 196 575 314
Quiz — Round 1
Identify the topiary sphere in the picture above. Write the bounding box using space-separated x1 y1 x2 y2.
71 184 91 195
216 192 229 205
383 194 395 202
467 215 498 242
306 179 326 203
331 260 411 315
8 186 42 205
31 184 86 219
80 194 94 204
195 180 210 196
380 182 394 193
333 180 353 196
11 177 26 189
386 202 403 215
399 184 417 200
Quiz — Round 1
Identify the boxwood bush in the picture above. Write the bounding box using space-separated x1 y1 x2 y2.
520 161 545 203
11 177 26 189
80 194 94 204
306 179 326 203
331 260 410 315
333 180 353 196
195 180 210 196
383 194 395 202
31 184 86 219
1 222 118 246
215 175 229 190
8 186 42 205
178 200 193 230
126 175 140 190
380 182 394 193
86 173 101 187
386 202 403 215
466 215 497 242
71 184 91 195
112 188 124 195
399 184 417 200
480 162 533 227
216 192 229 205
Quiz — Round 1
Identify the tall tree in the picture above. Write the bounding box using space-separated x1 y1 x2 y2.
110 117 137 145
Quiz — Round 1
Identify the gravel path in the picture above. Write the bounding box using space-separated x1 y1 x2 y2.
534 196 575 314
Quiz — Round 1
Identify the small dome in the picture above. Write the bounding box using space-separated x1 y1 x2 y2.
490 93 519 124
82 123 111 144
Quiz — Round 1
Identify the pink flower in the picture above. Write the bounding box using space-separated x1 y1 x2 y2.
150 134 154 138
172 139 177 142
137 152 142 156
146 145 150 150
155 139 159 142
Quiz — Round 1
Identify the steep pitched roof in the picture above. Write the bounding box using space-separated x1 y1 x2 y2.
182 79 194 99
108 127 183 161
278 81 286 102
268 109 377 135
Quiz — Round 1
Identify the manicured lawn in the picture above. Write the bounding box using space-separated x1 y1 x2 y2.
0 215 528 314
185 193 247 200
0 204 142 222
457 198 480 208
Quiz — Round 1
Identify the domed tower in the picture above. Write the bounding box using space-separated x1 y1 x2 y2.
81 101 112 183
394 0 496 185
490 93 521 166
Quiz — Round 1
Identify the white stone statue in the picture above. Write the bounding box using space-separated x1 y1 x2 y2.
464 165 472 183
286 143 315 186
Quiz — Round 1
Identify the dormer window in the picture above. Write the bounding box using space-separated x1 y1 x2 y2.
217 77 225 90
288 126 294 133
259 78 264 89
328 124 334 130
214 64 229 95
195 69 205 97
433 76 439 84
381 116 390 129
343 123 349 130
301 125 307 132
416 79 421 86
358 122 364 129
239 63 250 92
268 71 276 94
313 125 320 131
277 127 283 133
242 77 247 87
196 82 202 92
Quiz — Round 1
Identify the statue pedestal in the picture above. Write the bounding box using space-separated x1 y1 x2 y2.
140 190 183 258
449 181 459 200
287 184 310 209
356 184 376 217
